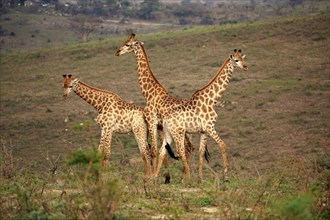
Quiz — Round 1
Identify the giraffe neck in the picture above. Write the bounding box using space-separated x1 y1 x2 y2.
134 43 168 101
72 80 118 112
192 59 234 106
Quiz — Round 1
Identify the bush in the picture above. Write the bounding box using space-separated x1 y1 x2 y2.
0 147 120 219
279 194 315 219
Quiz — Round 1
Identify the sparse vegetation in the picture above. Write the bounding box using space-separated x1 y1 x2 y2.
1 145 329 219
1 0 329 51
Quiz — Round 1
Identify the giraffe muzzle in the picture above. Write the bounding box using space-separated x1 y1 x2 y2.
115 50 121 56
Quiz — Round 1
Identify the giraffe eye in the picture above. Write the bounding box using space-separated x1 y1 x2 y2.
126 44 130 47
235 60 239 62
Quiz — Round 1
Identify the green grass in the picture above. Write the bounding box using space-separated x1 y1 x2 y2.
1 146 329 219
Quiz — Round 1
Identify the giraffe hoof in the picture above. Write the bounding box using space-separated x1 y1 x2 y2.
164 173 171 184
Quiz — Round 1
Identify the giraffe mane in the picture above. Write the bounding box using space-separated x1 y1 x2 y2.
130 34 167 92
192 58 230 97
78 81 122 100
138 41 168 93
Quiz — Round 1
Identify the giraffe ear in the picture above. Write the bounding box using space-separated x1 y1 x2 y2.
242 55 246 59
139 41 144 45
229 55 233 59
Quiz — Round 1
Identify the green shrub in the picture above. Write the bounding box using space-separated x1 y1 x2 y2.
276 194 315 220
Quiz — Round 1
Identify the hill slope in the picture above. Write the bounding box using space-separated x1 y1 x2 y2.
0 12 329 219
1 13 329 168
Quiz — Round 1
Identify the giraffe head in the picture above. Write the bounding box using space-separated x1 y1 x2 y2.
229 49 248 71
63 74 78 99
115 33 142 56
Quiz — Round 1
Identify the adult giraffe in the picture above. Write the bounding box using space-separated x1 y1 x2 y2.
157 49 248 181
115 34 196 179
63 74 152 180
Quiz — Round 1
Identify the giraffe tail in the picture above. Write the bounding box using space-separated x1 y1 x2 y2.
165 144 180 160
204 145 210 163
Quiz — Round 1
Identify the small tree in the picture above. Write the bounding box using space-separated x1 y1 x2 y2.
138 0 160 20
70 15 102 41
200 15 214 25
289 0 304 9
264 0 288 16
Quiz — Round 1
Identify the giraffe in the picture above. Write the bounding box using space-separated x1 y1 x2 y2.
62 74 152 179
115 34 196 179
156 49 248 181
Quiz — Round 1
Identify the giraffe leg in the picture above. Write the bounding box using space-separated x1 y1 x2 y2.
155 138 168 178
132 121 152 179
163 155 170 184
142 146 152 177
99 128 113 168
155 124 173 179
137 142 152 183
144 107 162 175
98 132 104 153
207 128 228 182
149 123 158 174
158 128 171 183
198 133 208 181
184 134 194 169
172 129 190 180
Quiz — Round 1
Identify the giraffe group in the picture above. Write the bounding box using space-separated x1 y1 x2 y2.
63 34 247 183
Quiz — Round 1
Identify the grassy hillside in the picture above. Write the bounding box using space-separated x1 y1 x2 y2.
1 13 329 219
1 0 329 52
0 9 176 52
